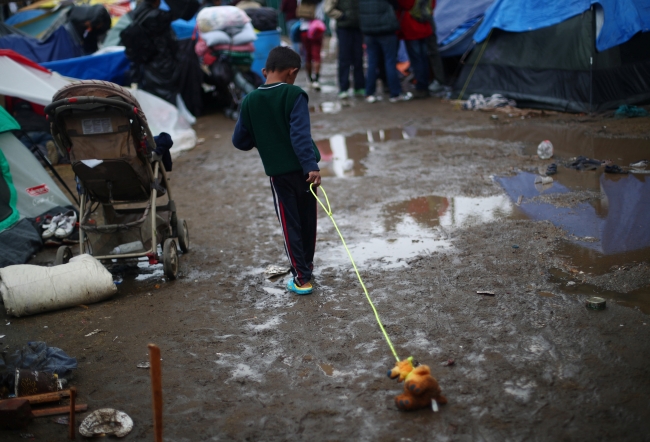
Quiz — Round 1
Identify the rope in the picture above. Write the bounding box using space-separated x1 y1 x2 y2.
310 184 400 362
455 29 493 110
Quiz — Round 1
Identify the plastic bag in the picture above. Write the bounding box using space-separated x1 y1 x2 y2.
197 6 251 33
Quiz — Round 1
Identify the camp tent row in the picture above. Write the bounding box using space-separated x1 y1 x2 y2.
451 0 650 112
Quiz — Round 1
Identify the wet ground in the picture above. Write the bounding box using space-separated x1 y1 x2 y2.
3 56 650 440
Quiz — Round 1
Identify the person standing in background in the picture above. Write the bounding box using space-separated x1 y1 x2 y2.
359 0 411 103
426 0 446 93
397 0 434 99
282 0 298 35
324 0 365 99
296 0 325 90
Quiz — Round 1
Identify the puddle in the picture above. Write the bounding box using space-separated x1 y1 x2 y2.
309 101 343 114
318 363 334 376
549 268 650 314
316 127 435 177
456 124 649 165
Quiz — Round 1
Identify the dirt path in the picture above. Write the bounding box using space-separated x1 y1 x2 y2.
3 59 650 440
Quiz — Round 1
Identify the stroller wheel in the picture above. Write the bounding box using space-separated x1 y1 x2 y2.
177 219 190 253
163 238 178 280
54 246 73 265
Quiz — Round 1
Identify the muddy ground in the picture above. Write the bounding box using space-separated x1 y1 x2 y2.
3 56 650 441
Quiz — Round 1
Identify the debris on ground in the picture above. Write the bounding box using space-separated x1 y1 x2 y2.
476 291 496 296
79 408 133 438
537 140 554 159
136 362 150 369
614 105 649 118
263 265 291 279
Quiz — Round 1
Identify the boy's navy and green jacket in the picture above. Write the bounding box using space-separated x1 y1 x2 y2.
232 83 321 176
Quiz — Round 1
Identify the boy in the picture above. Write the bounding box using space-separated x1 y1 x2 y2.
232 47 322 295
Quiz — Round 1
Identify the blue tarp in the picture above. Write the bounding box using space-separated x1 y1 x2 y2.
42 49 130 85
0 26 82 63
434 0 494 43
5 9 47 26
474 0 650 51
172 17 196 40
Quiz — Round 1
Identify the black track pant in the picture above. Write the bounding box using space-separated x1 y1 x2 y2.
270 171 317 286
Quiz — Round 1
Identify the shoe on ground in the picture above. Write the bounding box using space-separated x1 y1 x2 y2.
55 210 77 239
365 95 382 103
337 91 349 99
311 81 321 91
411 89 430 99
354 88 366 97
389 92 413 103
42 213 65 239
546 163 557 176
287 278 313 295
428 80 443 93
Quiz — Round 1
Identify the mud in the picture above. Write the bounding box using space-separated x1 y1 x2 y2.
3 54 650 441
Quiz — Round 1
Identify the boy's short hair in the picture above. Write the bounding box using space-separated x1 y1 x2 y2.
265 46 301 72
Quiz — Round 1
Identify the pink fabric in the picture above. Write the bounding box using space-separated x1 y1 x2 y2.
307 19 326 40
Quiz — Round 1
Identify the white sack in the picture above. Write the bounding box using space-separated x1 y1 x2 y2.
0 254 117 317
201 22 257 46
201 29 231 46
197 6 250 33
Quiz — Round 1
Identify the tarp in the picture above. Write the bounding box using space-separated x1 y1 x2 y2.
11 6 73 41
42 47 130 85
474 0 650 51
434 0 493 43
0 25 82 63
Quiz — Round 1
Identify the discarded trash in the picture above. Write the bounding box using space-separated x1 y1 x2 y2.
516 195 523 206
15 369 60 396
441 359 455 366
79 408 134 438
614 105 649 118
604 164 628 174
630 160 648 168
0 342 77 398
512 245 519 249
85 329 102 337
113 275 123 285
0 254 117 317
263 265 291 279
537 140 554 159
545 163 557 176
476 290 495 296
110 240 145 255
431 399 439 412
137 362 150 369
567 281 576 286
534 176 554 185
0 335 5 339
586 296 606 310
53 416 69 425
568 156 601 171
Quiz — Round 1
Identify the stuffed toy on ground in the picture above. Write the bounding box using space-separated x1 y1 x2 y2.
387 357 447 411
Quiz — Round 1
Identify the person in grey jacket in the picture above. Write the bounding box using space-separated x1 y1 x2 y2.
324 0 365 98
358 0 410 102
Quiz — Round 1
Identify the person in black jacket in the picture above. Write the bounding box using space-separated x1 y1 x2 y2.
358 0 410 102
121 0 198 104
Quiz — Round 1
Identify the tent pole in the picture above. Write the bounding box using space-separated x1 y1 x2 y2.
589 56 593 114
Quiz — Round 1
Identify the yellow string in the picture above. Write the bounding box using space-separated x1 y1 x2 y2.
455 29 494 111
310 184 400 362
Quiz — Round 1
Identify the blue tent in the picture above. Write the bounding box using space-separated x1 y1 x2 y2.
42 49 130 85
434 0 493 57
0 25 82 63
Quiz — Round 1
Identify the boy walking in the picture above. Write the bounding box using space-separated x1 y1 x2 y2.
232 47 322 295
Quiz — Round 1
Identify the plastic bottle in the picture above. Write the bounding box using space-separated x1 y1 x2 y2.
537 140 554 159
110 240 144 255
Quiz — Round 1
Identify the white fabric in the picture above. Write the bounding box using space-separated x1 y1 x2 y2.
0 57 69 106
0 132 72 219
0 254 117 317
201 22 258 46
197 5 251 33
129 89 197 156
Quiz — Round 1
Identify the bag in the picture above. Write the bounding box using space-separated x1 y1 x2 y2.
209 57 234 85
244 7 278 31
120 21 155 64
296 2 316 19
307 19 326 40
409 0 432 23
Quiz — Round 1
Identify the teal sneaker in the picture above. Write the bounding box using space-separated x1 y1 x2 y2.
337 91 349 99
354 88 366 97
287 278 313 295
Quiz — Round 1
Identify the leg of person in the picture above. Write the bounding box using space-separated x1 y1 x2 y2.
427 18 447 86
311 36 322 89
300 31 313 82
297 179 317 275
364 35 380 98
404 38 430 96
270 172 314 291
351 28 366 95
337 27 353 95
378 34 402 98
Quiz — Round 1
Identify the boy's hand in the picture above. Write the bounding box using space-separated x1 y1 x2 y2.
306 171 321 188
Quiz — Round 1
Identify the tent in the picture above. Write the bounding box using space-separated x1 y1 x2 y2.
0 106 73 267
434 0 493 57
456 0 650 112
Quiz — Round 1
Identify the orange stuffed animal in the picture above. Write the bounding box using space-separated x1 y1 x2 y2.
387 357 447 411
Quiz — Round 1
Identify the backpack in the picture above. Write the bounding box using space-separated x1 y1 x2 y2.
120 20 156 64
409 0 432 24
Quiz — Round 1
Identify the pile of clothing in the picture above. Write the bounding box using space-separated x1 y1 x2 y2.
195 6 257 71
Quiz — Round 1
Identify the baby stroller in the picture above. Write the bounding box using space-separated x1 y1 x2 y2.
44 80 189 280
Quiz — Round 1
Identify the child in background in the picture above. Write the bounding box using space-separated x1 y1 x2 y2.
232 47 322 295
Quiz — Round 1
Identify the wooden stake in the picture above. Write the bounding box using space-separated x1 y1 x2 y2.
69 387 76 440
148 344 163 442
31 404 87 418
3 390 70 405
